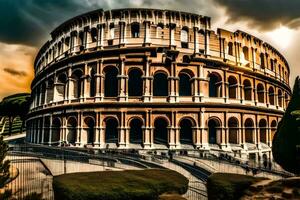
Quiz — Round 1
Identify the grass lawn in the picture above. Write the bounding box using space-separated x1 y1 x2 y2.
207 173 267 200
53 169 188 200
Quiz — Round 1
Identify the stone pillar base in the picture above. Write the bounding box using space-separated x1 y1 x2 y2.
142 95 152 102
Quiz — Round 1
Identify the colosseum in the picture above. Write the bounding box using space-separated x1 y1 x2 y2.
26 8 291 160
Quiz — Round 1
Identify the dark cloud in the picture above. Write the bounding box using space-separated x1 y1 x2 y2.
3 68 27 77
214 0 300 30
0 0 217 47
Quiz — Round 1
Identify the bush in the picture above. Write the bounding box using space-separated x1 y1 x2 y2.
53 169 188 200
207 173 266 200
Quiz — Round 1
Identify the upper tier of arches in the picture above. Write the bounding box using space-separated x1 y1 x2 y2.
33 9 290 85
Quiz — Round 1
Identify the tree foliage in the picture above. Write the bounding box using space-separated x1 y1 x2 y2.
272 76 300 174
0 136 10 188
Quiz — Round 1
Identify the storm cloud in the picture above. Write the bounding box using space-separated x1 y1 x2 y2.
0 0 218 46
3 68 27 77
214 0 300 30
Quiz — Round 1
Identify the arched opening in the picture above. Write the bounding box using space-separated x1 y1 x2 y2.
228 42 233 56
67 117 77 145
128 69 143 97
208 73 222 97
181 28 188 48
46 79 54 103
243 79 252 101
85 117 95 145
284 93 289 108
154 117 168 146
56 73 68 101
268 87 275 105
257 83 265 103
91 28 98 43
43 118 50 144
179 72 192 96
70 70 83 99
179 118 194 145
228 117 239 144
245 118 254 143
243 46 249 61
270 120 277 142
129 118 143 145
259 119 267 144
208 118 221 144
105 118 119 144
153 72 168 96
52 118 61 145
104 66 118 97
90 68 96 97
228 76 238 99
260 53 265 68
278 89 283 107
131 23 140 38
79 31 85 48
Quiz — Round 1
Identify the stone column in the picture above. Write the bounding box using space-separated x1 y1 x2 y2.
194 27 199 54
118 58 128 102
81 63 90 102
97 24 105 48
119 21 126 46
144 21 151 45
169 23 176 48
168 63 178 103
41 117 45 144
118 112 126 148
94 112 100 147
48 115 52 146
143 58 152 102
204 23 210 56
76 112 82 147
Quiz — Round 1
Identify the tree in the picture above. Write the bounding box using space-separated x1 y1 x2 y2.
0 135 10 187
272 76 300 174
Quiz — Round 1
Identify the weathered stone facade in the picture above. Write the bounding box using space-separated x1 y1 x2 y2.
26 8 291 159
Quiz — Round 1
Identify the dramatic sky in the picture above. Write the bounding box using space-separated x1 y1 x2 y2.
1 0 300 99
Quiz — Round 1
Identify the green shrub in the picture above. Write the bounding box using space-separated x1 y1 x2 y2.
53 169 188 200
207 173 266 200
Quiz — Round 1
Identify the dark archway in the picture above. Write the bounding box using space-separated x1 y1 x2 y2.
154 117 168 145
278 89 283 107
243 46 249 61
67 117 77 145
270 120 277 142
179 73 192 96
131 22 140 38
129 118 143 144
153 72 168 96
179 118 194 145
105 118 119 144
104 66 118 97
52 118 61 145
208 73 222 97
243 79 252 101
90 68 96 97
228 117 239 144
128 69 143 97
257 83 265 103
268 87 275 105
208 118 221 144
71 70 83 99
85 117 95 144
228 76 238 99
259 119 267 143
245 118 254 143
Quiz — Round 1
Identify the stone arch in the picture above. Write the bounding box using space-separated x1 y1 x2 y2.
228 117 239 144
208 72 222 97
207 117 222 144
90 67 96 97
104 117 119 144
179 70 193 96
257 83 265 103
52 117 61 145
259 119 267 144
128 68 143 97
154 117 169 146
129 117 143 145
243 79 252 101
278 89 283 107
270 120 277 141
67 117 77 145
268 86 275 105
228 42 233 56
104 66 119 97
55 73 68 101
260 53 265 68
131 22 140 38
179 117 196 145
70 69 83 99
153 71 168 96
228 76 238 99
243 46 249 61
84 117 95 145
244 118 254 143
